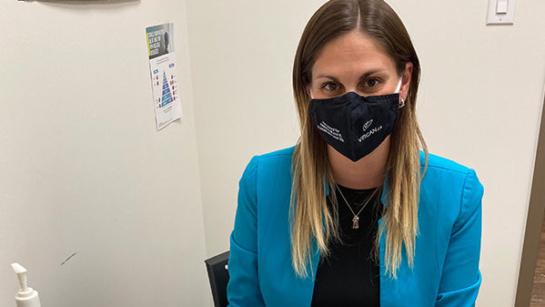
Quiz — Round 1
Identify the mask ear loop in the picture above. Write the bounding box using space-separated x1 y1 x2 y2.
394 78 405 108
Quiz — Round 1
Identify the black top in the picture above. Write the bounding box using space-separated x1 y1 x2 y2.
311 185 382 307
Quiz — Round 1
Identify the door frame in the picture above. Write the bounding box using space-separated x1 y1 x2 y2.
515 89 545 307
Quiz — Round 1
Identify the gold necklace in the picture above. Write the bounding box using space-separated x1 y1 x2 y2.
336 185 378 229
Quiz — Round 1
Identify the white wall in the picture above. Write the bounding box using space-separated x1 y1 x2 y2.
0 1 210 306
187 1 545 306
186 0 314 257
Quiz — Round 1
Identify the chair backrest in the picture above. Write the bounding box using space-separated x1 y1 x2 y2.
204 251 230 307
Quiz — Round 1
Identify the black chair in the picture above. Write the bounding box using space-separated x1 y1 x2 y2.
205 251 230 307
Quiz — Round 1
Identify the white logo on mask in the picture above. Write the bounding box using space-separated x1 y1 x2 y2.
363 120 373 132
317 121 344 142
358 125 383 143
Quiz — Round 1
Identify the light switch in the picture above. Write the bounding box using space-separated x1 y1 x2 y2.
487 0 516 25
496 0 508 14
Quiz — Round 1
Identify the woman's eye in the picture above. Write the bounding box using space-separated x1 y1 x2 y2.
364 78 380 88
322 82 339 92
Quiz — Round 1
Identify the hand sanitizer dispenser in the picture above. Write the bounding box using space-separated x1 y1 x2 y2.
11 263 42 307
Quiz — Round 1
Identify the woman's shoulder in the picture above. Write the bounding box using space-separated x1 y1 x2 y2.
419 151 484 217
238 147 295 211
243 146 295 172
421 152 482 188
239 146 295 183
421 151 474 174
421 151 483 184
258 146 296 160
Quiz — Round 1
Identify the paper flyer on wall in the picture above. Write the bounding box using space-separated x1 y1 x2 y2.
146 23 182 131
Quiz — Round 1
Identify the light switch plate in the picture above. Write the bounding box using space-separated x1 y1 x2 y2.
487 0 516 25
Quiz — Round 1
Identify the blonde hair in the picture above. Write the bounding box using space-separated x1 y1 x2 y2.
291 0 428 279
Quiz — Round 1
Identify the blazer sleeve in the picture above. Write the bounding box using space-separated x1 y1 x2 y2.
436 169 484 307
227 156 266 307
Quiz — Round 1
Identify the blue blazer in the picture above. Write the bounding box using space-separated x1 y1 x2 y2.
227 146 483 307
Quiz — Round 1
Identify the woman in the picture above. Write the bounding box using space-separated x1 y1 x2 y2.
227 0 483 306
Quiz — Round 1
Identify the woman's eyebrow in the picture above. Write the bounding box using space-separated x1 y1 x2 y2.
358 69 386 82
315 69 386 82
314 75 340 82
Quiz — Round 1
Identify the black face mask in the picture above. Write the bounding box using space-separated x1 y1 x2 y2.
309 91 401 162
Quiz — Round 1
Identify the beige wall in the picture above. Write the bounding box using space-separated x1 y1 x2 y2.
0 1 210 306
187 0 545 306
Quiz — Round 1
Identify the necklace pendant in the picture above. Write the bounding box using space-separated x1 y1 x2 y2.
352 216 360 229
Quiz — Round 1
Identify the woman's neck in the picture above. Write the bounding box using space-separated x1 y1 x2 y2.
327 137 390 190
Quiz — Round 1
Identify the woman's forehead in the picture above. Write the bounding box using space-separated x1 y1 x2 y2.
312 30 396 79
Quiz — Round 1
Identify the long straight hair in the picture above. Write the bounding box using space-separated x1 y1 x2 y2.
291 0 428 279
